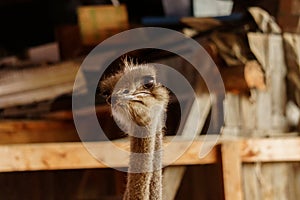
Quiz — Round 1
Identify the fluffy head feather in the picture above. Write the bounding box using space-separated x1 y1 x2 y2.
100 60 169 131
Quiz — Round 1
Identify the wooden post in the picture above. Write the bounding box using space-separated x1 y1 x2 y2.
163 94 211 199
162 166 186 200
248 33 288 136
221 142 243 200
223 93 241 136
283 33 300 130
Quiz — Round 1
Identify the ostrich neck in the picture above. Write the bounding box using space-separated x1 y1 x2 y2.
124 106 165 200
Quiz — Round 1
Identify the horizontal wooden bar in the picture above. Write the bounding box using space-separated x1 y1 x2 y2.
0 60 84 108
0 120 79 144
0 137 218 172
240 137 300 162
0 136 299 172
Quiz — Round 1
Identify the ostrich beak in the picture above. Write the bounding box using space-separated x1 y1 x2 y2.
111 93 134 105
111 92 150 105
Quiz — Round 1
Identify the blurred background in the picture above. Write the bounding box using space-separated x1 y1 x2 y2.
0 0 299 199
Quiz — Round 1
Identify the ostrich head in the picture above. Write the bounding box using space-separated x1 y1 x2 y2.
100 60 169 132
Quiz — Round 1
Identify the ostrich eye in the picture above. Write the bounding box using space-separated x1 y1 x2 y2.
101 90 111 98
142 75 155 89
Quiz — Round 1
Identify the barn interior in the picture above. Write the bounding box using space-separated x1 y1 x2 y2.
0 0 299 199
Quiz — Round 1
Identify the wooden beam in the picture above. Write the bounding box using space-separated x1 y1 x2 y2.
162 166 186 200
0 61 80 97
240 137 300 162
0 60 84 108
0 136 299 172
162 94 210 200
0 82 75 109
221 141 244 200
0 137 218 172
0 120 79 144
181 17 222 32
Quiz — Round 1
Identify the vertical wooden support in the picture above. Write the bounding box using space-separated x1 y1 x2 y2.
162 95 210 199
162 166 186 200
243 164 261 200
243 163 299 200
248 33 288 135
223 93 241 136
221 142 243 200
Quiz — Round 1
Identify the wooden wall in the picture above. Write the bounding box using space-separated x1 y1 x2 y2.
0 165 225 200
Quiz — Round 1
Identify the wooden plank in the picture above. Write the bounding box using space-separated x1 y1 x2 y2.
0 137 218 172
260 163 293 200
77 5 129 45
240 95 256 135
162 166 186 200
284 33 300 127
0 60 84 108
223 93 241 136
221 141 244 200
243 162 298 200
283 33 300 73
0 61 80 96
0 137 300 171
234 136 300 200
267 35 288 133
239 136 300 200
162 94 210 199
0 120 79 144
0 82 74 109
295 163 300 198
0 136 299 172
180 94 211 138
242 164 261 200
240 137 300 162
181 17 222 32
248 33 288 135
161 93 211 198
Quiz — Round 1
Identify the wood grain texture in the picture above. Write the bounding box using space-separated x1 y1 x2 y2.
0 136 218 172
0 120 78 144
0 136 299 172
240 137 300 162
162 166 186 200
0 60 83 108
221 141 243 200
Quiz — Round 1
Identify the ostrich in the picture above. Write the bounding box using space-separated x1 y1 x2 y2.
100 60 169 200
